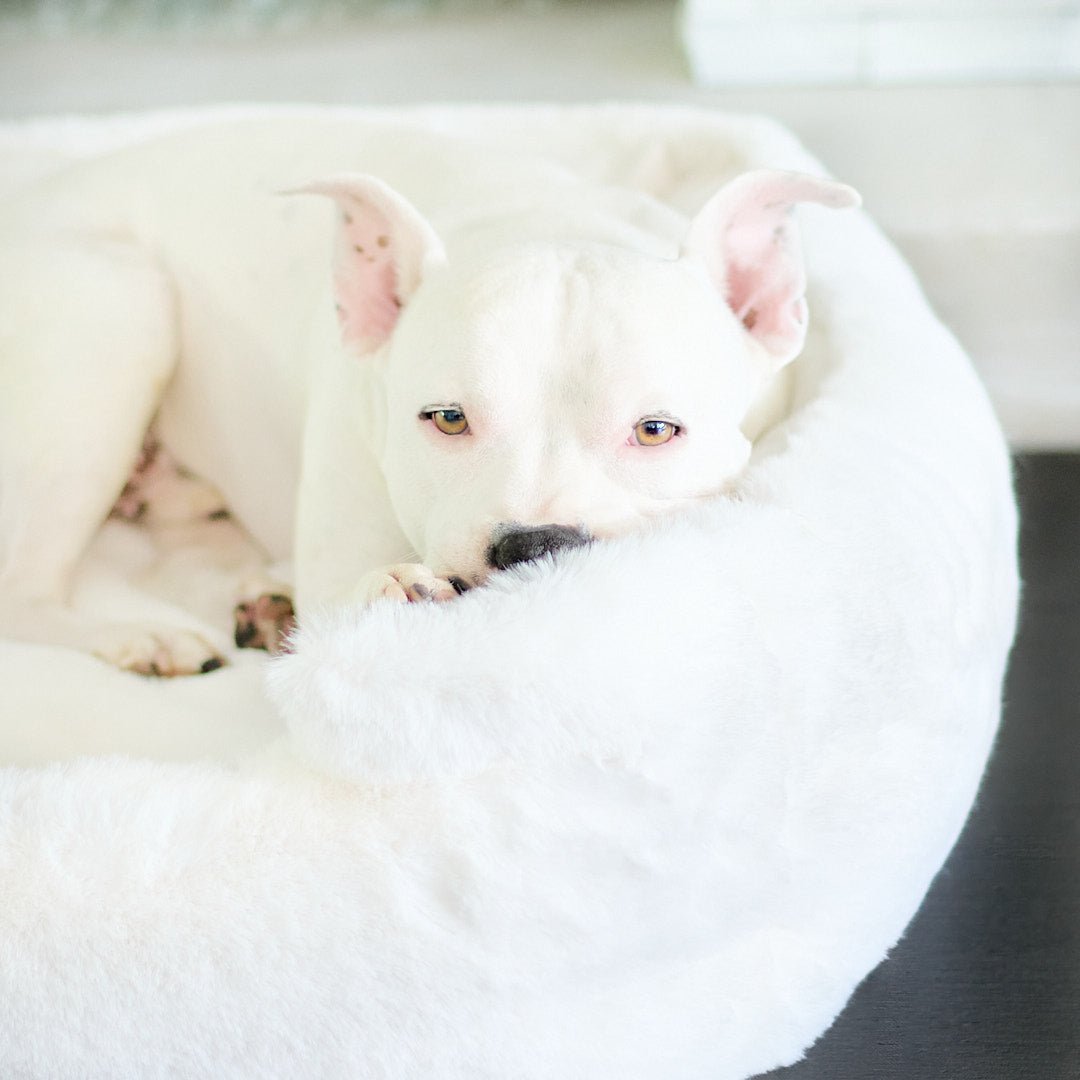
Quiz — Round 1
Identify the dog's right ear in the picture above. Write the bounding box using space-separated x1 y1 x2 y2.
289 175 446 354
682 169 860 372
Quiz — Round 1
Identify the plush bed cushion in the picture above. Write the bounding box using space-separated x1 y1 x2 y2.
0 104 1018 1080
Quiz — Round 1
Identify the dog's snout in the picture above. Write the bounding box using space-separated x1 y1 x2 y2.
487 524 591 571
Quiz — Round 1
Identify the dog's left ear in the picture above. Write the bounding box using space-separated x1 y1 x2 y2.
291 174 446 354
683 169 860 370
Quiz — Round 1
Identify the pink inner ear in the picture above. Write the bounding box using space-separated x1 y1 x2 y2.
722 205 806 359
335 206 402 348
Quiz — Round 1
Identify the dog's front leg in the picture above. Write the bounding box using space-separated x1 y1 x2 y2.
293 351 466 613
292 346 420 612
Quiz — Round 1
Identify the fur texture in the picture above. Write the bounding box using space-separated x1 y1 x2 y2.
0 105 1018 1080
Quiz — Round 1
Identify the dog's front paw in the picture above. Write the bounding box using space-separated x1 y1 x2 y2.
354 563 462 605
90 623 226 677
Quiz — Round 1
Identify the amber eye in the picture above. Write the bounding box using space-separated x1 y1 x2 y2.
425 408 470 435
633 418 680 446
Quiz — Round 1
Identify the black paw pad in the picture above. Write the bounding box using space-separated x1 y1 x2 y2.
234 593 297 655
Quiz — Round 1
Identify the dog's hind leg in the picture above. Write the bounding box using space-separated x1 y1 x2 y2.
0 233 224 674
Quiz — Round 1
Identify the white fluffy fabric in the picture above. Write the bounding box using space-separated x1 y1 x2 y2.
0 105 1018 1079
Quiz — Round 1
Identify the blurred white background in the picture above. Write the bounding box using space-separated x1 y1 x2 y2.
1 0 1077 447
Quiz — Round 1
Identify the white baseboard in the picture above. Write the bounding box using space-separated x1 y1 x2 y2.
894 229 1080 450
681 0 1080 85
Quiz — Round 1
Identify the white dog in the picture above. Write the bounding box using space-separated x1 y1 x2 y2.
0 116 858 674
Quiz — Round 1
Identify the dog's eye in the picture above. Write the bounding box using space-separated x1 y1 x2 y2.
423 408 470 436
633 418 680 446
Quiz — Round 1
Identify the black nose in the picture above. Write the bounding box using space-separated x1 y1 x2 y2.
487 524 591 571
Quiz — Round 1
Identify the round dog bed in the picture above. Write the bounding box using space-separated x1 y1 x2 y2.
0 105 1018 1080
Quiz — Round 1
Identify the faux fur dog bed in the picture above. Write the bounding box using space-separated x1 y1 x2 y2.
0 105 1018 1079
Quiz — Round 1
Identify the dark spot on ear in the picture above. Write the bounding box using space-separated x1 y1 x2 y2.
743 307 759 331
343 212 353 224
377 235 390 248
354 244 365 254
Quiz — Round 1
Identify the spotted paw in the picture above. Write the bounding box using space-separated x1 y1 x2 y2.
234 592 297 655
354 564 464 606
90 623 226 677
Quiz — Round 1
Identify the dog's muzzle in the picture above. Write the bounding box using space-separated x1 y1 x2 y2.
486 524 591 571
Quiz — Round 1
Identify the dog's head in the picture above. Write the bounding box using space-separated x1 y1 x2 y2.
302 169 858 585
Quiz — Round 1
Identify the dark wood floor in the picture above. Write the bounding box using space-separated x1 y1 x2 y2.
758 452 1080 1080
